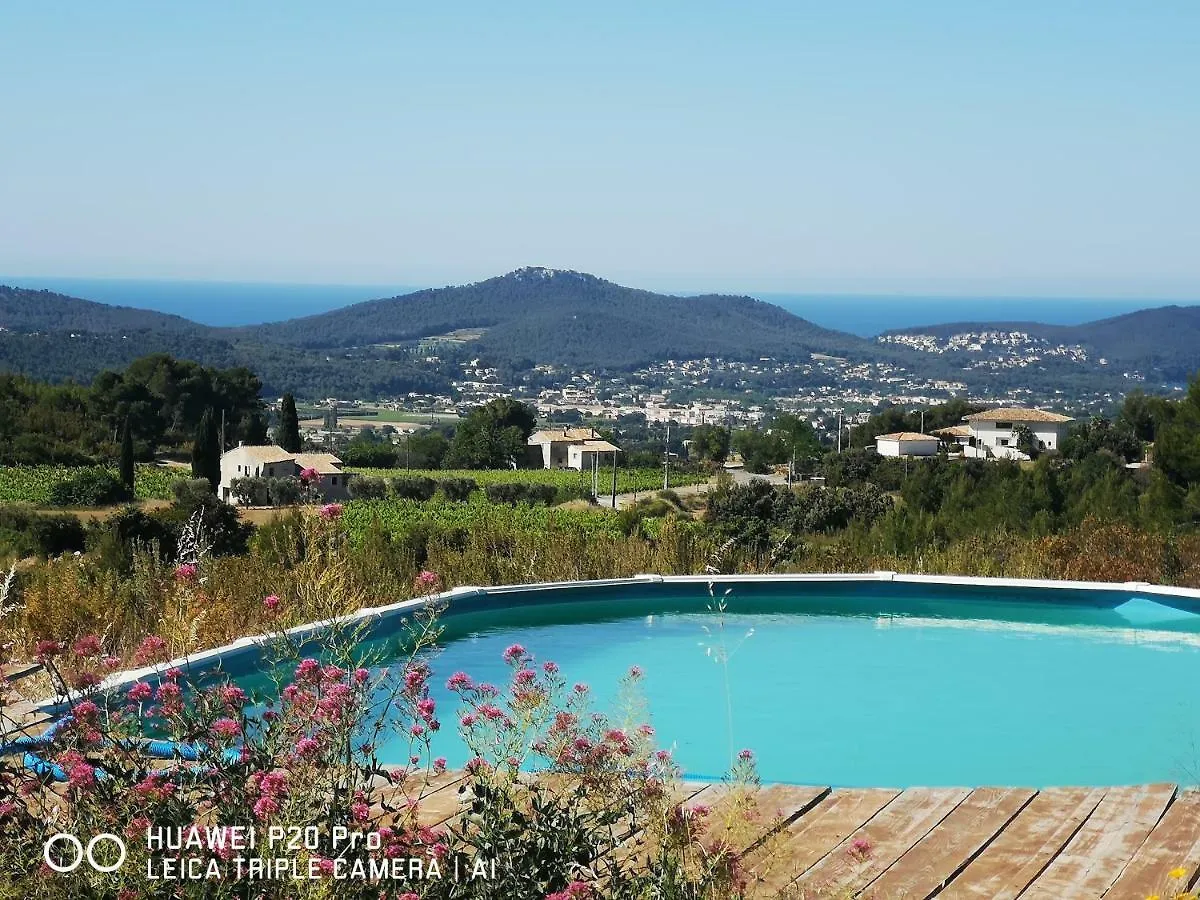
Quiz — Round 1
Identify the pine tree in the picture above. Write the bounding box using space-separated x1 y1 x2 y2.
278 394 301 453
191 407 221 492
119 415 135 497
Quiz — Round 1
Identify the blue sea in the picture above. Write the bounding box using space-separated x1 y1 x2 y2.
1 276 1193 336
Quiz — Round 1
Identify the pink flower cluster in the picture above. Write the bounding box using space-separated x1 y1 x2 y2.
414 569 442 595
248 770 289 820
318 502 343 520
299 466 319 485
545 882 593 900
174 562 198 582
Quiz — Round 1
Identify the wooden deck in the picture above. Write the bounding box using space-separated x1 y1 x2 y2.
402 777 1200 899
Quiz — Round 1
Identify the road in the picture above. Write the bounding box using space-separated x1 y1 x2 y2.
595 469 789 510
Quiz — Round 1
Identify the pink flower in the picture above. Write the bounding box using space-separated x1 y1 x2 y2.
354 667 370 684
72 670 101 690
219 684 247 707
628 665 644 679
72 635 102 657
66 761 97 791
433 757 447 774
294 658 321 682
211 718 241 739
72 700 99 721
460 714 476 728
294 737 320 758
174 563 198 582
134 635 168 664
414 570 442 594
446 671 473 691
262 594 280 613
351 801 370 822
254 797 279 820
847 837 872 861
573 683 589 694
502 644 527 664
127 681 152 703
542 661 559 675
545 882 593 900
318 502 343 520
299 467 319 485
514 668 536 685
34 639 62 660
738 748 754 761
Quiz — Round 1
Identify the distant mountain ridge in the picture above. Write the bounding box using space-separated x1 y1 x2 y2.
240 266 875 368
3 270 1200 394
884 305 1200 380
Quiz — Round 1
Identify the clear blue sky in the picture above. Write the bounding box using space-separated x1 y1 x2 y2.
1 1 1197 297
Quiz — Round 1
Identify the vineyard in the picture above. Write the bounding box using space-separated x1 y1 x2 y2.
346 466 708 501
340 497 630 541
0 464 185 505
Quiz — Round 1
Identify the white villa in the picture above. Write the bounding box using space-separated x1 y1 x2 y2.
527 428 620 470
934 407 1074 460
875 432 940 457
218 444 353 503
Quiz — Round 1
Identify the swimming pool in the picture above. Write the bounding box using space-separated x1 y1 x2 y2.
134 575 1200 787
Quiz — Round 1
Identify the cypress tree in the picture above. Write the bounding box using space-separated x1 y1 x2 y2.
191 407 221 492
119 415 135 497
278 393 302 453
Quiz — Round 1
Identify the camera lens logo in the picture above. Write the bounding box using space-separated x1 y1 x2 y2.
43 833 127 873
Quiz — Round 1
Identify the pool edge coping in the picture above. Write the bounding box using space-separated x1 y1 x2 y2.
32 571 1200 711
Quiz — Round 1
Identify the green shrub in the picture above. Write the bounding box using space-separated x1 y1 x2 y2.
267 477 302 507
0 505 86 558
348 475 387 500
391 475 438 501
230 476 271 506
47 467 131 507
484 482 528 505
439 477 477 502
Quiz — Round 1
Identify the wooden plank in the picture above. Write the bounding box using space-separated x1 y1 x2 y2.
1103 790 1200 899
941 788 1105 900
788 788 970 897
866 787 1035 899
706 784 830 854
744 788 900 897
1 661 42 682
1018 783 1175 900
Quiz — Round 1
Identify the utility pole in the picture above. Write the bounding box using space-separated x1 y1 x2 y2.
920 408 926 434
663 422 671 491
788 443 796 487
837 410 843 453
220 409 226 453
610 427 619 509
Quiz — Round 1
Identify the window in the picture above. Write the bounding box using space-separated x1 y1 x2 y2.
999 438 1010 447
996 422 1012 429
1039 440 1046 449
331 476 337 486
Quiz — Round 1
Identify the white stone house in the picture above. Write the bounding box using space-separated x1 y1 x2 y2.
943 408 1074 461
875 432 940 457
218 444 353 503
527 428 620 471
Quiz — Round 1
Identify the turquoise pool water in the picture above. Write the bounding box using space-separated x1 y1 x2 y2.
232 582 1200 786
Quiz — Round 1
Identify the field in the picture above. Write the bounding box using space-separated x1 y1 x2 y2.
345 466 709 500
341 497 630 540
0 464 185 505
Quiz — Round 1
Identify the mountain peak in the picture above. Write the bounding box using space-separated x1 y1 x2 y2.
503 266 598 283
